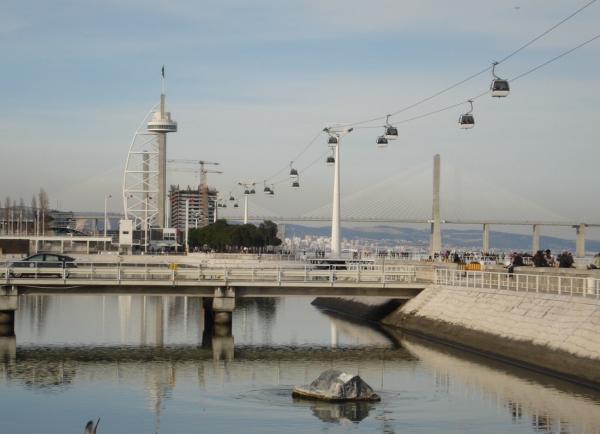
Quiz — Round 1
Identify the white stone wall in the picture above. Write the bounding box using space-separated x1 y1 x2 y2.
399 285 600 361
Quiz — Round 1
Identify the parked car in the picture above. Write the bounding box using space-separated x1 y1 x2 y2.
8 254 77 278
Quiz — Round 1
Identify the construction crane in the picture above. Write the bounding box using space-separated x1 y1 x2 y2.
167 160 221 227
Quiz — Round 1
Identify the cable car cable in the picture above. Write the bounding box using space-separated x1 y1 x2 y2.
345 0 597 128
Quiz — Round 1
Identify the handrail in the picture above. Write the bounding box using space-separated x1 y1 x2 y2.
2 261 419 287
434 269 600 298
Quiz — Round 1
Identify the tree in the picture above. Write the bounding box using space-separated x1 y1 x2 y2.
38 188 49 234
31 195 37 235
258 220 282 247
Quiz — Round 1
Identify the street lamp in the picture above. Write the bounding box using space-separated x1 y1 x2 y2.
104 194 112 249
185 197 194 253
324 126 353 259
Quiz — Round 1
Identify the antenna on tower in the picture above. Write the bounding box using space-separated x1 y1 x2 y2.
161 65 165 94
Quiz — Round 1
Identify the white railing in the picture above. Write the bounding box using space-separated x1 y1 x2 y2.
434 269 600 298
1 261 419 286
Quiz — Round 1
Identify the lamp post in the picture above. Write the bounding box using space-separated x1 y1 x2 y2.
104 195 112 238
325 126 353 259
185 197 194 253
104 194 112 249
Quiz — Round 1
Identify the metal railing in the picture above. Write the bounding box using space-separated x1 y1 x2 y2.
434 269 600 298
2 261 419 286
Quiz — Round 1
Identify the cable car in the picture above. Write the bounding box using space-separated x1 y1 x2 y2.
250 188 256 194
459 115 474 129
376 136 388 147
222 203 227 208
326 156 335 166
458 100 475 129
490 61 510 97
292 180 299 189
289 163 298 178
385 126 398 140
328 136 338 147
384 115 398 140
234 202 239 208
244 189 250 195
268 188 275 197
263 186 271 194
229 195 234 201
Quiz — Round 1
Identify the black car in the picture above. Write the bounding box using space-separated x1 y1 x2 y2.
9 254 78 277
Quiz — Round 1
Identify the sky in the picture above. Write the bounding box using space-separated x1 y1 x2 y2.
2 0 599 240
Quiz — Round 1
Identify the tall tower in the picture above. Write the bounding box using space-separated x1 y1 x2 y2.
429 154 442 256
147 93 177 227
123 87 177 231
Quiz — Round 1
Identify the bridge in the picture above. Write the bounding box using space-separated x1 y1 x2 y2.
41 155 600 257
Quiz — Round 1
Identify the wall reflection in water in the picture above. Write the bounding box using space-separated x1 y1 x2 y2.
1 295 600 433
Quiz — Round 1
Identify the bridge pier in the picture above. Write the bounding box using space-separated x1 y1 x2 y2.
0 286 18 337
202 294 234 361
213 287 235 325
482 224 490 253
532 224 540 253
575 223 586 259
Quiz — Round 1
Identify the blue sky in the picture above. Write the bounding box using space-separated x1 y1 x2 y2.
2 1 599 239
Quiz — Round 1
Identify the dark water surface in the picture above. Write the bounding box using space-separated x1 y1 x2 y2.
1 295 600 433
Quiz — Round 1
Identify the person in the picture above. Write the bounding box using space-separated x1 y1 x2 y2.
505 252 523 275
558 251 573 268
453 252 460 263
532 250 548 267
545 249 554 267
587 253 600 270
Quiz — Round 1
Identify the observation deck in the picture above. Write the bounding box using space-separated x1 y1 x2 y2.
147 111 177 132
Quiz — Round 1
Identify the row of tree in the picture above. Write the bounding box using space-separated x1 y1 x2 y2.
2 188 50 235
188 219 282 249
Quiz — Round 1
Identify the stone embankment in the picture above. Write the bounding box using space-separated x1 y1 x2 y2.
315 278 600 387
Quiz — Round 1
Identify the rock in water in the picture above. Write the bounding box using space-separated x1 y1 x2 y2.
292 370 380 402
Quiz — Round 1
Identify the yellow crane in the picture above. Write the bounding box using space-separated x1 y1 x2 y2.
167 160 221 227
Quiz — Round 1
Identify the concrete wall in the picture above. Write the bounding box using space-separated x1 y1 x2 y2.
382 285 600 386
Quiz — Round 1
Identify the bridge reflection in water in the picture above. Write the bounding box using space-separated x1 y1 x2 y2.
2 295 600 433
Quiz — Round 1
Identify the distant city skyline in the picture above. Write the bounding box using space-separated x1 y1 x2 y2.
2 1 599 240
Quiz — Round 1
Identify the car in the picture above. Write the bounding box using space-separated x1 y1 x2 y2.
8 254 78 278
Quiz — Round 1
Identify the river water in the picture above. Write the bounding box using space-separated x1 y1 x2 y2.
1 295 600 434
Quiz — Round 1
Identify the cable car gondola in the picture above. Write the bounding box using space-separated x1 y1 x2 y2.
244 189 250 195
268 185 275 197
289 163 298 178
229 195 234 201
384 114 398 140
326 156 335 166
250 188 256 194
458 100 475 129
233 201 239 208
490 61 510 97
292 180 299 189
263 183 271 194
376 136 388 147
328 135 338 147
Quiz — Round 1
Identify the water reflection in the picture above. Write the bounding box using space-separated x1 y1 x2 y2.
2 295 600 433
293 396 374 423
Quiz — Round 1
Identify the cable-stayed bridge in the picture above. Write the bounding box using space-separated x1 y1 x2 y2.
49 156 599 255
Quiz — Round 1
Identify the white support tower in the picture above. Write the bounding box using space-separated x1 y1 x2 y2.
325 124 353 259
123 92 177 230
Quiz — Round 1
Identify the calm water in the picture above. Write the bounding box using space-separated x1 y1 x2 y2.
1 294 600 433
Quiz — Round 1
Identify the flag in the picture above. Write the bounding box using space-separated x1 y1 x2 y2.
162 65 164 78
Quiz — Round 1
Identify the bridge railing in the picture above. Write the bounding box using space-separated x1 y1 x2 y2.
2 262 420 286
434 269 600 298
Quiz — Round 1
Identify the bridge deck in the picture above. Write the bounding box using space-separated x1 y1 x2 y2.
2 262 428 298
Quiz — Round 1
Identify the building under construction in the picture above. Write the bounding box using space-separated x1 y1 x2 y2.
169 185 217 231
